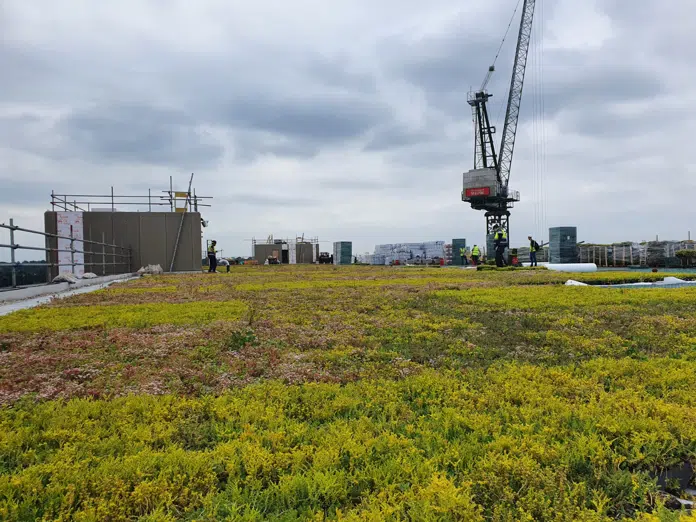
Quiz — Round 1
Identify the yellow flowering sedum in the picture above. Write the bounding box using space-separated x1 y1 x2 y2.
1 265 695 520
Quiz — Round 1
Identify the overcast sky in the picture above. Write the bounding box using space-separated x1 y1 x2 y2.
1 0 695 259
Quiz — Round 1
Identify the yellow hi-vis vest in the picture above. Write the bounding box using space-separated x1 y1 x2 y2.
208 245 216 254
459 248 466 256
495 230 507 241
472 246 480 256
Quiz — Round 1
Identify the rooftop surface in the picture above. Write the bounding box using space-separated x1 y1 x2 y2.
1 266 695 520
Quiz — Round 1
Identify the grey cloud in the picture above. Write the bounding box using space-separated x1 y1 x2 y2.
394 41 664 127
227 194 318 207
556 104 661 139
0 179 49 205
0 114 49 154
303 53 378 94
231 131 320 163
398 37 500 96
536 57 664 118
386 36 504 120
0 45 64 104
1 16 392 163
212 93 390 145
379 6 665 129
363 124 436 152
600 1 659 28
376 10 518 117
56 103 224 168
318 178 405 190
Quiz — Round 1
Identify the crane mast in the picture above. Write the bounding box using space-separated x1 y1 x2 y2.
461 0 537 242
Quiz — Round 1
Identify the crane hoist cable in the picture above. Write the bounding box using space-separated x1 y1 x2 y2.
530 0 548 241
490 0 524 123
491 0 524 70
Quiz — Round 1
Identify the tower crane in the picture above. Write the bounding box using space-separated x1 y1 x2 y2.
461 0 537 246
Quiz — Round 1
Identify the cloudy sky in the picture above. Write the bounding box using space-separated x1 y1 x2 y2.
1 0 695 259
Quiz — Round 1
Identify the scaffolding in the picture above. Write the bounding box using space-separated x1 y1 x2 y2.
250 235 320 249
50 177 212 213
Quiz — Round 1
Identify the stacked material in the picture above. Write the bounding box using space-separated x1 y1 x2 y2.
333 242 353 265
374 242 445 264
358 254 386 265
287 240 297 265
549 227 578 264
444 244 453 265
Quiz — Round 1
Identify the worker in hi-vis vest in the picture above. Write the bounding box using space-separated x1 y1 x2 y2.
459 247 468 266
493 226 508 267
471 245 480 266
207 240 218 273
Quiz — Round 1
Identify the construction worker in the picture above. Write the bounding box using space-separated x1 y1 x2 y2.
471 244 480 266
459 246 468 266
528 235 540 267
207 240 218 273
493 226 508 267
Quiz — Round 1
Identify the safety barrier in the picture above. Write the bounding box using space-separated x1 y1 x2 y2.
0 218 131 288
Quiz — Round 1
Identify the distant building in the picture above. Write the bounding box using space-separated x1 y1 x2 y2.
252 237 319 264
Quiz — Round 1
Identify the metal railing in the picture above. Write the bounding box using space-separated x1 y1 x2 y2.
50 180 212 213
578 242 696 268
0 218 132 289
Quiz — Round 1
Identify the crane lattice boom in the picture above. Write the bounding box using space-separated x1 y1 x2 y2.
498 0 536 187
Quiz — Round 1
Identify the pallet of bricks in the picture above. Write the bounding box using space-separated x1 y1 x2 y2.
333 242 352 265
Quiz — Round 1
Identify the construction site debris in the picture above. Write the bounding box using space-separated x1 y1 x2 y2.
137 264 164 275
564 280 587 286
565 277 696 289
52 273 78 284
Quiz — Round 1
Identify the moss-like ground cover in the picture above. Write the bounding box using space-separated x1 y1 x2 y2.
1 266 695 520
